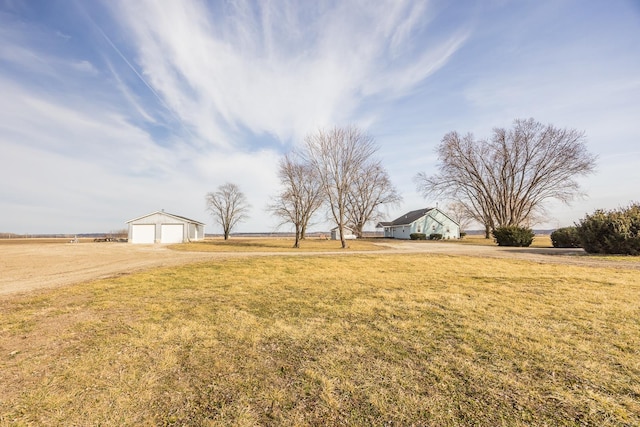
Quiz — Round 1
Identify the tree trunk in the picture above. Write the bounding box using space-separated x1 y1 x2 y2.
339 223 348 249
484 224 491 239
293 225 300 248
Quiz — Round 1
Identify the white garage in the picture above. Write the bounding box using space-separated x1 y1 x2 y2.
126 210 205 244
131 224 156 244
160 224 184 244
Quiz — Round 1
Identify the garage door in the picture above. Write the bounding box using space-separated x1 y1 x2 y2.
161 224 184 243
131 224 155 244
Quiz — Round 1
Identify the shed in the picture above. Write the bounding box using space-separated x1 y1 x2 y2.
126 210 205 244
330 226 357 240
377 208 460 239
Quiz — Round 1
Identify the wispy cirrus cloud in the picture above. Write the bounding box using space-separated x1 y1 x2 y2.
0 72 280 232
7 0 635 234
108 0 469 147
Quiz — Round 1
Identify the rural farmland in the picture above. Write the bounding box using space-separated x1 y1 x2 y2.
1 238 639 425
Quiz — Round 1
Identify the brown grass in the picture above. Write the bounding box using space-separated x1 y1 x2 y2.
0 238 95 245
1 254 639 425
171 237 382 252
453 233 553 248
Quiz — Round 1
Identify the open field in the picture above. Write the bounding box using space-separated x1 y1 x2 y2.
171 237 383 252
0 237 471 297
2 237 639 296
203 234 552 249
1 250 639 425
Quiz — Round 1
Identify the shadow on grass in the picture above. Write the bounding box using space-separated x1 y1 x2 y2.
500 247 586 256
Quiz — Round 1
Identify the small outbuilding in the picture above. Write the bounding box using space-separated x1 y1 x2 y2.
330 226 357 240
126 210 205 244
377 207 460 239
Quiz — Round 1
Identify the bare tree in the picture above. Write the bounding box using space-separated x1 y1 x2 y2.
303 126 377 248
445 201 475 234
267 152 324 248
415 118 597 238
205 183 250 240
346 162 402 237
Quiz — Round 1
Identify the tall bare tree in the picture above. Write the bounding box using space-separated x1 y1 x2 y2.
415 118 597 238
445 201 475 234
268 152 324 248
205 182 250 240
346 162 402 237
303 126 377 248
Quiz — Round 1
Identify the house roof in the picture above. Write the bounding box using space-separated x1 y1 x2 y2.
330 226 354 232
388 208 434 226
126 210 206 225
376 221 392 228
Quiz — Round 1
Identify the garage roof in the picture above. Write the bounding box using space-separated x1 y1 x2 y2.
126 210 206 225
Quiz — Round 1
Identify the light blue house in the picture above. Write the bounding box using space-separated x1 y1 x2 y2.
377 208 460 239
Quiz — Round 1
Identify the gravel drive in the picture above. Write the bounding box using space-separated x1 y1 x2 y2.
1 240 637 296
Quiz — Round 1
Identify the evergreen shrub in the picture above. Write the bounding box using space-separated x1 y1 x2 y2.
576 204 640 255
492 226 534 247
551 227 582 248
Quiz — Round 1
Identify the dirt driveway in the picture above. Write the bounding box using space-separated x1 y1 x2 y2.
0 242 230 296
1 240 637 296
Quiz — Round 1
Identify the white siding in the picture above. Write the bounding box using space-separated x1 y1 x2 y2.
188 223 204 241
127 211 205 244
331 227 357 240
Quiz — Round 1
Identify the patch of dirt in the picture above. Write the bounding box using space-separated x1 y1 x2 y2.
1 240 637 296
0 243 228 296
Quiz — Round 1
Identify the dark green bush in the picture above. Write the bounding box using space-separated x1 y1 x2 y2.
459 232 467 238
410 233 426 240
551 227 581 248
492 226 534 247
429 233 443 240
575 203 640 255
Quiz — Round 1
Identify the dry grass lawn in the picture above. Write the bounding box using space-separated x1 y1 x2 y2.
1 254 639 426
172 237 382 252
453 234 553 248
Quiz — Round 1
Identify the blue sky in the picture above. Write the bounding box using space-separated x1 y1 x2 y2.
1 0 638 234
